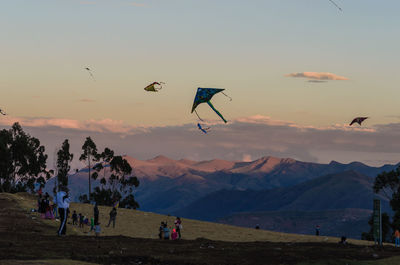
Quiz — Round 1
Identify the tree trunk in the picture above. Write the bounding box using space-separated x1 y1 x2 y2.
88 154 91 201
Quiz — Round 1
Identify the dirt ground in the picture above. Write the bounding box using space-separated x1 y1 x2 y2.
1 193 400 265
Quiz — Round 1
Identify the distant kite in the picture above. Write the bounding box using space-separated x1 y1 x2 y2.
144 82 165 92
197 123 210 134
85 67 96 81
191 88 231 123
349 117 368 126
328 0 342 11
0 108 6 115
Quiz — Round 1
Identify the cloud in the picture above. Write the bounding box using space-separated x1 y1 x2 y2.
285 72 349 81
79 98 96 103
129 2 146 7
308 80 328 83
1 115 400 167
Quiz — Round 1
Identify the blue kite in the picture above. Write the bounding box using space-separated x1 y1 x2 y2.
191 88 230 123
197 123 210 134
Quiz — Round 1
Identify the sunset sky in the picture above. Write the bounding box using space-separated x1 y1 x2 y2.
1 0 400 167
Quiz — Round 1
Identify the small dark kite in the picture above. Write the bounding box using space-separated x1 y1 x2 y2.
349 117 368 126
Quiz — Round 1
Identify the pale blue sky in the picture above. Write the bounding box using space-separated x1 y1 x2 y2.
1 0 400 127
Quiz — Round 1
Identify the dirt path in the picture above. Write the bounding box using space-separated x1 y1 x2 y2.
1 193 400 265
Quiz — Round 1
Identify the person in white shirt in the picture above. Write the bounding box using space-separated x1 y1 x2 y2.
56 186 71 236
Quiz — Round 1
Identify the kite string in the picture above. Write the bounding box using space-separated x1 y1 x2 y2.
328 0 342 11
194 109 204 122
221 92 232 101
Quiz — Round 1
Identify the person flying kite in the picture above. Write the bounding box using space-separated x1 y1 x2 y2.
328 0 342 11
85 67 96 81
144 82 165 92
197 123 210 134
349 117 368 126
191 88 230 123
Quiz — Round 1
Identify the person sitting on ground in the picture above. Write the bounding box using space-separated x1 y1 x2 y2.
72 211 78 225
163 223 170 240
339 236 347 245
106 207 117 228
171 228 178 240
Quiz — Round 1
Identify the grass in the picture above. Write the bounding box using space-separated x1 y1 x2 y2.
10 192 385 245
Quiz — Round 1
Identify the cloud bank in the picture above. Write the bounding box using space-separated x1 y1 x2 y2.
1 115 399 168
285 72 349 81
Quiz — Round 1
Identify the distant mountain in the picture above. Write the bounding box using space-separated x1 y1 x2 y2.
218 209 372 239
44 155 398 214
175 171 391 221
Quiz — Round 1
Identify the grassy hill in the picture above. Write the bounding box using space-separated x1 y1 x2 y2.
10 192 376 245
3 192 400 265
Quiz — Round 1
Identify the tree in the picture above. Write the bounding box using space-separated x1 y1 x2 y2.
0 123 51 193
373 167 400 230
361 213 391 242
90 152 139 209
79 137 100 200
57 139 73 189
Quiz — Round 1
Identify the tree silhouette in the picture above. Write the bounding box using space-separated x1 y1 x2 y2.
0 123 51 192
79 137 99 200
56 139 73 189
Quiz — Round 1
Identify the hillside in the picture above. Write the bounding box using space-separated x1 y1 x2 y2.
2 193 400 265
44 155 399 214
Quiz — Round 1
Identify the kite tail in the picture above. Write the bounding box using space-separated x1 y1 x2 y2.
221 92 232 101
194 109 204 122
207 101 227 123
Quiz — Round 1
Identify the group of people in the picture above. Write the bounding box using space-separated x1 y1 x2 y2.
37 192 58 219
159 217 182 240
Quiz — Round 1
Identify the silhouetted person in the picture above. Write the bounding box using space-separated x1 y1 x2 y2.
315 225 320 236
106 207 117 228
94 203 99 225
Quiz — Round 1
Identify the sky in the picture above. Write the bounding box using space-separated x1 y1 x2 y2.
1 0 400 167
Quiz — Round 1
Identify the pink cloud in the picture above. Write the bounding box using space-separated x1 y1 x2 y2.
285 72 349 81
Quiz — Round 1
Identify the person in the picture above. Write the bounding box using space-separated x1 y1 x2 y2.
94 203 99 226
56 186 71 236
395 229 400 247
174 217 182 239
171 228 178 240
255 225 260 230
72 211 78 225
37 194 42 212
315 225 320 236
159 222 164 239
106 207 117 228
95 223 101 237
339 236 347 245
163 223 170 240
79 213 84 228
90 217 95 232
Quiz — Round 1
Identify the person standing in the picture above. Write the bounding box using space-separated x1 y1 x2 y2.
106 207 117 228
56 186 71 236
94 203 99 225
395 229 400 247
174 217 182 239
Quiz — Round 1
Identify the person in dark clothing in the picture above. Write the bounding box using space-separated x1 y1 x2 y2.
79 213 84 228
106 208 117 228
315 225 320 236
72 211 78 225
94 203 99 225
174 217 182 239
159 222 165 239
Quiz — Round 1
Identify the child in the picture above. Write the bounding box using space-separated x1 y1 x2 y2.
171 228 178 240
90 217 95 231
95 223 101 237
79 213 84 228
72 211 78 225
163 224 170 240
159 222 164 239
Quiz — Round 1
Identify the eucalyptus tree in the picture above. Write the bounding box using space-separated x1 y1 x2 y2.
79 137 100 199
